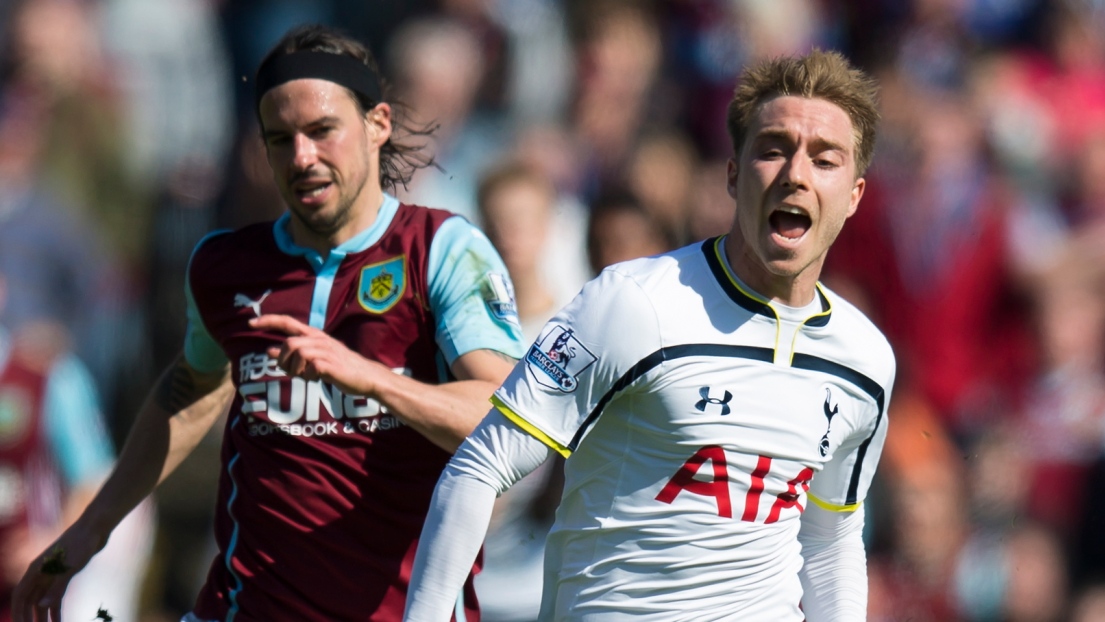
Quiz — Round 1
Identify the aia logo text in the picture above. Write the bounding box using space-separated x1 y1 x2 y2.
656 445 813 523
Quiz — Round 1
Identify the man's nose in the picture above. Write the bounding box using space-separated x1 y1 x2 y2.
292 134 318 170
779 155 810 190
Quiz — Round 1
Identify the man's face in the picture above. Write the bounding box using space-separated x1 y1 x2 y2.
480 180 552 277
727 95 865 293
259 79 384 239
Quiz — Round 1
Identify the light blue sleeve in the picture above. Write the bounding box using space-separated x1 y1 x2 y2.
44 354 114 487
428 216 527 366
184 231 230 373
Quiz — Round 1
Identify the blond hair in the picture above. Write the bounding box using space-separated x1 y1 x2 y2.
726 49 880 176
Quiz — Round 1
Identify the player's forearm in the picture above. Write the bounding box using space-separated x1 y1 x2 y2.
372 372 500 452
79 357 232 535
372 349 516 452
406 412 553 620
797 504 869 621
405 467 498 621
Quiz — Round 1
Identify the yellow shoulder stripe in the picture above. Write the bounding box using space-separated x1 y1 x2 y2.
807 492 862 513
491 395 572 458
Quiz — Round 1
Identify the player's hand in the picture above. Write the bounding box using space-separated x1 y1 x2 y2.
11 525 108 622
250 314 383 397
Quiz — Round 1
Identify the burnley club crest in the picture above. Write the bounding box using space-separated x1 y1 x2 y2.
358 256 406 314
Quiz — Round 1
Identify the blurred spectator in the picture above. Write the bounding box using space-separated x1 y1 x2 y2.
509 122 593 302
686 158 735 242
488 0 574 125
391 15 506 221
586 189 678 276
660 0 829 158
1077 454 1105 593
0 274 153 622
3 0 146 269
869 457 967 621
953 426 1034 620
477 160 568 340
1017 236 1105 532
625 127 698 245
825 83 1037 438
565 0 662 202
0 62 132 440
1001 521 1070 622
99 0 234 193
217 0 337 120
1072 583 1105 622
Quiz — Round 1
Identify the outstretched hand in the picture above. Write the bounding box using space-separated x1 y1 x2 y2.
249 314 382 397
11 526 108 622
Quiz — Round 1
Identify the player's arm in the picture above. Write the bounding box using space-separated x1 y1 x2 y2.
797 503 869 621
798 355 894 621
11 355 232 622
373 346 516 451
248 314 514 452
405 409 553 621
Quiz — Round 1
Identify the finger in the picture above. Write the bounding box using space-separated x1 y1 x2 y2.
249 314 315 336
301 361 322 382
15 589 33 622
13 573 45 622
268 339 301 373
278 338 321 366
278 348 305 376
33 600 49 622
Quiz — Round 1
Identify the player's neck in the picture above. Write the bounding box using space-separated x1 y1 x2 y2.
723 236 820 308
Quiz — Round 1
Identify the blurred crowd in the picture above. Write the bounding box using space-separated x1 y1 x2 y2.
0 0 1103 620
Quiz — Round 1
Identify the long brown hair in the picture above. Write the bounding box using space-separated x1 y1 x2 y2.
256 24 438 192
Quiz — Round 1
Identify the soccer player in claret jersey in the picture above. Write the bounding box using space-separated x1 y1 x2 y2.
13 24 526 622
404 49 895 621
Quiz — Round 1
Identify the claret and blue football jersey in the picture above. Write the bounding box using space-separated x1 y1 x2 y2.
183 194 525 622
491 236 896 621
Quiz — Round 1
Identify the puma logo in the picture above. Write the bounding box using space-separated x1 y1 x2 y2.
234 290 272 318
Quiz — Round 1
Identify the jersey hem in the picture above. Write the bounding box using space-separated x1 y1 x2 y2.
807 492 861 513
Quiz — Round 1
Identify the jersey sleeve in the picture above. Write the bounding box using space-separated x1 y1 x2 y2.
44 354 114 487
809 363 894 511
491 267 662 457
183 231 230 373
427 216 527 366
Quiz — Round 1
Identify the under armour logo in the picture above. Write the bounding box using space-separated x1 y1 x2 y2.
234 290 272 318
695 387 733 416
820 387 839 457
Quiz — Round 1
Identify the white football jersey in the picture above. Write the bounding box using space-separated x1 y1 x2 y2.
491 237 896 621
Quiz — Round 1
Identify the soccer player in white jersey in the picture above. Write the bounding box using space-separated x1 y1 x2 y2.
404 49 894 621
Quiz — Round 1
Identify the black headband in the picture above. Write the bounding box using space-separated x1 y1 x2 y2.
255 51 383 111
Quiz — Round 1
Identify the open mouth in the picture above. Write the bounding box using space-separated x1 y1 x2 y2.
769 207 811 241
294 181 332 202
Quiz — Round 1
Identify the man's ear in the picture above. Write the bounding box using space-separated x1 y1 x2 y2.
365 102 393 148
726 158 738 200
847 177 865 218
